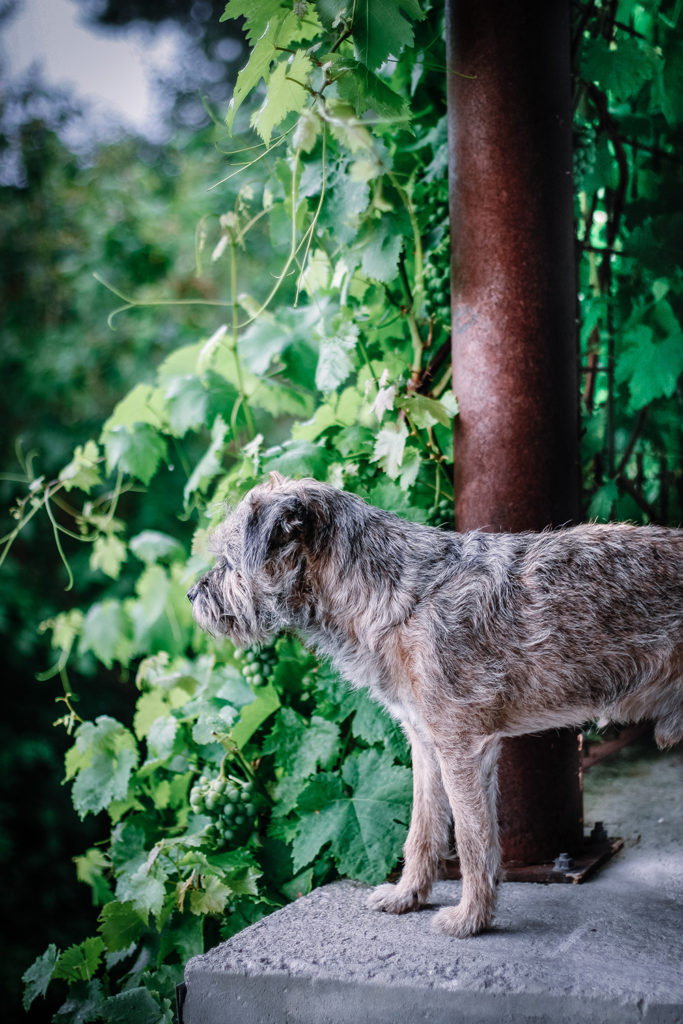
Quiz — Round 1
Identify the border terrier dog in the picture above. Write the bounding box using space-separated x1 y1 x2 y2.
188 473 683 937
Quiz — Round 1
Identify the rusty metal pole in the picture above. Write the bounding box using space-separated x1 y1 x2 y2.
445 0 583 866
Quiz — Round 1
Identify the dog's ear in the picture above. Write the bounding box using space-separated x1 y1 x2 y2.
242 492 307 573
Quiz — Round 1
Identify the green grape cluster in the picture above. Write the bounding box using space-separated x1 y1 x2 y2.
240 644 277 687
429 497 454 529
421 181 449 232
190 774 258 845
418 180 451 325
573 122 597 186
423 247 451 324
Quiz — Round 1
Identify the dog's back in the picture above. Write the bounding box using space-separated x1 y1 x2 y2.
422 523 682 747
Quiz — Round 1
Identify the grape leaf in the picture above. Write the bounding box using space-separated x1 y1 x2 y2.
116 863 166 917
164 375 208 437
230 682 281 748
103 383 165 433
110 822 147 871
103 424 167 485
161 912 204 963
206 848 262 895
90 534 127 579
580 34 658 101
184 415 229 504
59 440 101 493
397 444 421 489
588 480 619 522
291 401 338 442
78 600 133 669
237 312 290 376
360 221 403 283
75 848 114 906
250 50 313 144
226 13 284 130
22 944 59 1010
46 608 84 653
189 875 233 915
98 901 147 952
100 986 169 1024
316 331 358 393
615 324 683 409
261 439 332 478
134 564 171 623
334 58 409 119
52 937 105 983
66 716 139 819
54 979 106 1024
366 478 430 523
400 393 451 429
659 39 683 125
130 530 185 565
351 0 425 70
291 749 411 882
220 0 284 44
133 690 169 741
371 421 408 478
264 707 340 776
327 163 371 217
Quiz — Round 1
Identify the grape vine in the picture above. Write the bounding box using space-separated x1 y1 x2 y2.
8 1 682 1022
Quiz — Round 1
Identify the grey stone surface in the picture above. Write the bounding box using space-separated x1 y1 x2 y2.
183 742 683 1023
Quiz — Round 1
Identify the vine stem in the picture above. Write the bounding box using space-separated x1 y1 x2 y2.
227 231 256 440
227 125 328 330
389 171 425 382
93 273 234 329
44 494 75 591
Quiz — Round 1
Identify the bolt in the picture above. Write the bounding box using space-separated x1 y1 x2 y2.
553 851 574 872
590 821 608 844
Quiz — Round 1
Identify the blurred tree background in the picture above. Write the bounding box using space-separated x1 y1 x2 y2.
1 3 245 1017
1 1 681 1022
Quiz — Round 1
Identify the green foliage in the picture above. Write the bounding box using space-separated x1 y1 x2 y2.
574 0 683 523
8 1 683 1021
12 9 450 1019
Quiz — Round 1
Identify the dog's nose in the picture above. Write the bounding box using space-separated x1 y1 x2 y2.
187 583 200 603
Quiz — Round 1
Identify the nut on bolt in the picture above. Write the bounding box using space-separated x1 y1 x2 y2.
553 851 575 873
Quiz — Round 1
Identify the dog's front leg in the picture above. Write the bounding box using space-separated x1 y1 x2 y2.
432 734 501 937
367 723 451 914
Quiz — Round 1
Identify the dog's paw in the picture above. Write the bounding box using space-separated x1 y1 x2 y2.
432 904 489 938
366 882 423 915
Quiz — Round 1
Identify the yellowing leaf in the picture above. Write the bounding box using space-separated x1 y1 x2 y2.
59 440 101 493
90 534 127 579
250 50 313 144
189 875 233 915
371 421 408 478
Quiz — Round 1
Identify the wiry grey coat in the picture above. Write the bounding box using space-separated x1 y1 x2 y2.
188 474 683 937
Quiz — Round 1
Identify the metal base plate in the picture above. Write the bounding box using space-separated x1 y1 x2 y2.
438 835 624 885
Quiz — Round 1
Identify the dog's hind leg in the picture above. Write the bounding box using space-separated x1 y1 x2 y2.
431 733 501 938
367 723 451 914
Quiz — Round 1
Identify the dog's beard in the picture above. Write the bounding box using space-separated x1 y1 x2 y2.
191 587 236 638
190 569 272 649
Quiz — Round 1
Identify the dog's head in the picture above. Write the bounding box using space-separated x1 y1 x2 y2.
187 473 337 646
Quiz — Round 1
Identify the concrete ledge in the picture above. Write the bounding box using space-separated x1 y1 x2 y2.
183 744 683 1024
